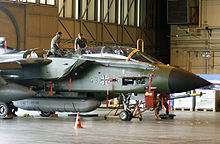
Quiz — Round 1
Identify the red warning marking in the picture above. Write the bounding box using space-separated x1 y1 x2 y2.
148 73 155 92
4 40 7 53
28 51 33 58
69 77 72 92
106 78 117 109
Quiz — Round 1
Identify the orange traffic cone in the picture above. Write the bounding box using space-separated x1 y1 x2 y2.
74 112 83 128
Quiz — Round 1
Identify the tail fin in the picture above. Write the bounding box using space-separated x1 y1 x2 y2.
0 37 19 54
0 37 6 54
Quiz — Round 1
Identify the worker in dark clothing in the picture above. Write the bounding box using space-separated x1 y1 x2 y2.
154 93 170 120
74 33 87 54
51 31 63 57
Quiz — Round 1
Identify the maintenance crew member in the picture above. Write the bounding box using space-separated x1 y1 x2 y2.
51 31 63 56
74 33 87 54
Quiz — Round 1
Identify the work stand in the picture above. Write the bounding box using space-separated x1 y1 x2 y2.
104 100 149 121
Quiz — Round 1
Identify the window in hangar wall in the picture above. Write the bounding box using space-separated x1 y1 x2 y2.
8 0 55 5
59 0 143 27
7 0 144 27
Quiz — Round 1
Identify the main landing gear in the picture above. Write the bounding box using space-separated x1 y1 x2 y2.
0 102 17 118
40 111 57 117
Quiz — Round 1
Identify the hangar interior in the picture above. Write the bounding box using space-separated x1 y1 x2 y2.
0 0 220 144
0 0 170 63
4 0 220 71
170 0 220 74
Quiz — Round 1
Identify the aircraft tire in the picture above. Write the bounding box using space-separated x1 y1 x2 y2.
119 110 129 121
40 111 54 117
0 102 9 117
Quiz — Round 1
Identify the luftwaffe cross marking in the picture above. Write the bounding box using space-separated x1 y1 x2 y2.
100 75 108 85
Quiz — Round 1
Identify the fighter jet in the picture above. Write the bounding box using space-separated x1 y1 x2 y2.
0 45 211 120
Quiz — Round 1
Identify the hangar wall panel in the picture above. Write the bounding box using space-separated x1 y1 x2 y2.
205 0 220 27
0 2 58 51
171 24 220 74
117 26 122 44
170 1 220 74
74 21 81 38
82 22 96 42
25 5 58 50
58 20 73 39
0 9 17 49
0 1 154 57
58 19 146 48
0 3 25 50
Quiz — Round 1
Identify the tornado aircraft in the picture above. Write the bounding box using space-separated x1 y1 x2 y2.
0 45 211 120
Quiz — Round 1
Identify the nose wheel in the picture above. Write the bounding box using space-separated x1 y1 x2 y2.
119 110 128 121
104 93 147 121
119 110 133 121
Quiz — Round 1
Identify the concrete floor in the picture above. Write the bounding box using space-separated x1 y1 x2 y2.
0 109 220 144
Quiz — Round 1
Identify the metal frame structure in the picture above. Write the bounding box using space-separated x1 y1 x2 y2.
57 0 152 51
4 0 158 57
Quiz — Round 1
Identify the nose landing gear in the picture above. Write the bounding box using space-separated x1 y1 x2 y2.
104 93 147 121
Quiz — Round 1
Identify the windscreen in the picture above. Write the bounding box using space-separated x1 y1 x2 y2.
130 51 158 64
82 46 160 64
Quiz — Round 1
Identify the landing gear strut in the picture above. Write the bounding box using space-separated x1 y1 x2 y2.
119 93 134 121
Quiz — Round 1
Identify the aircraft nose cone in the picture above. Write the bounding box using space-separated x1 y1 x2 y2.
168 68 211 93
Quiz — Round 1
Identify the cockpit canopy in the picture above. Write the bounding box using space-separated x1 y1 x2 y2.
81 46 162 65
